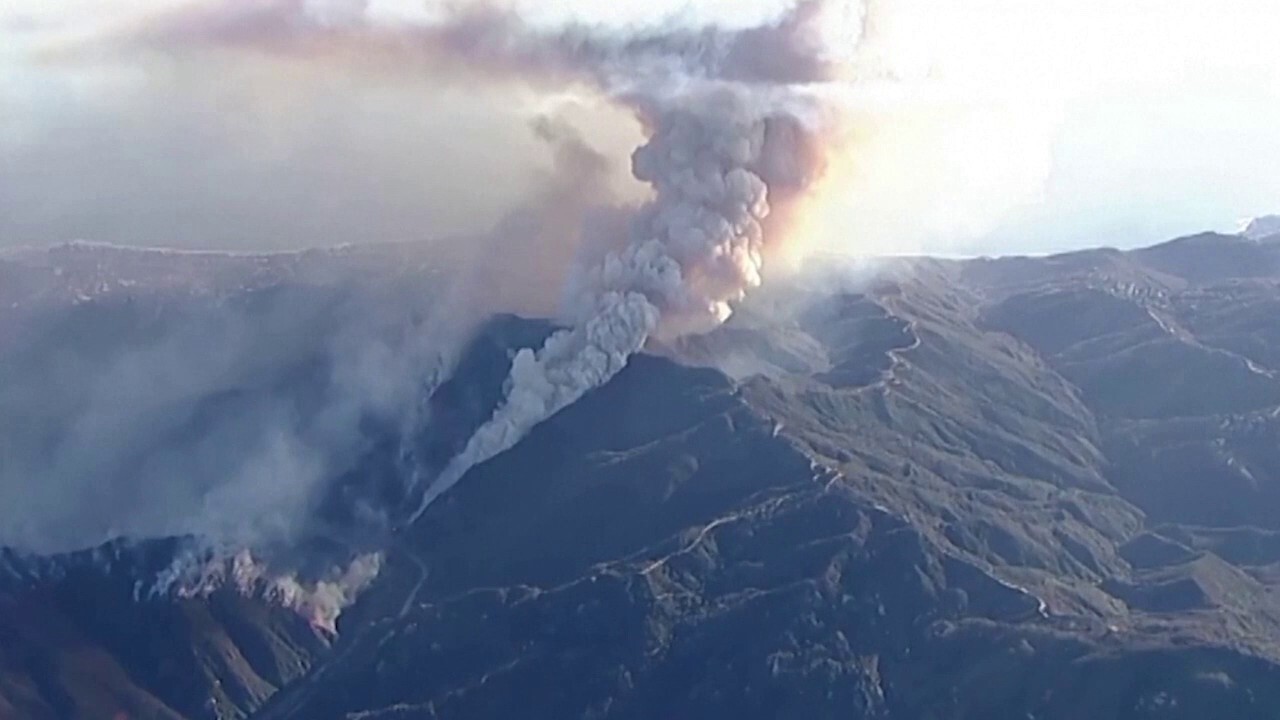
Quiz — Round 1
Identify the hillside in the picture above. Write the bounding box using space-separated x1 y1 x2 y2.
7 232 1280 718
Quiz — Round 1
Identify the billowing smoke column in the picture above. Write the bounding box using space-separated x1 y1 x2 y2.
415 100 768 514
408 5 849 519
0 0 851 633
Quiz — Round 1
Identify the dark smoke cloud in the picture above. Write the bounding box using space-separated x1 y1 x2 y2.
122 0 840 88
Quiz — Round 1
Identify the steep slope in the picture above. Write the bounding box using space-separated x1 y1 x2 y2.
259 262 1280 719
259 347 1062 719
0 542 331 720
10 234 1280 718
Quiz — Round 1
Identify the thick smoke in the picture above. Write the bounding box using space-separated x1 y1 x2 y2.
404 3 846 517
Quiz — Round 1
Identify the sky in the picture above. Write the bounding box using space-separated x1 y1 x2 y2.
2 0 1279 257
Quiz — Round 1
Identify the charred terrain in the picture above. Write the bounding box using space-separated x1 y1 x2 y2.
6 230 1280 718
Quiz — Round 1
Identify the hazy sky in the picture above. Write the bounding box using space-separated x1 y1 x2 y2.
3 0 1279 256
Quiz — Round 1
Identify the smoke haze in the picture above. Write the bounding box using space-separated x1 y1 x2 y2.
5 0 1278 628
0 264 446 554
0 1 847 585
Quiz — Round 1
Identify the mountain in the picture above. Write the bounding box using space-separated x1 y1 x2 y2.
0 541 331 719
8 233 1280 718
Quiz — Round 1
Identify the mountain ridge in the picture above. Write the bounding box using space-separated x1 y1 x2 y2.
7 231 1280 718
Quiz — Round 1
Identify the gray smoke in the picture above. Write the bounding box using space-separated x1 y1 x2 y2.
407 4 848 518
414 290 659 513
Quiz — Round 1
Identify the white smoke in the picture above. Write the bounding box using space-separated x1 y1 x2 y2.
158 548 383 634
415 291 658 512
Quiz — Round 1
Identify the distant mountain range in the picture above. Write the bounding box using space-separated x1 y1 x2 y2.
7 229 1280 718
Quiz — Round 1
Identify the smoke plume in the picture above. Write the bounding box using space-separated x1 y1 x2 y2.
399 2 848 517
0 1 851 613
